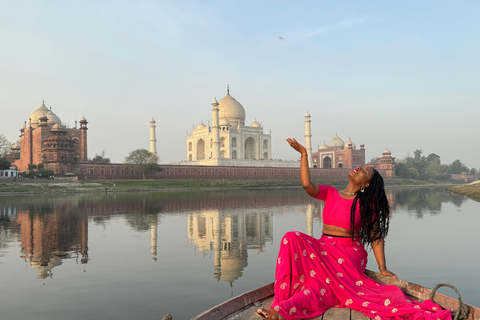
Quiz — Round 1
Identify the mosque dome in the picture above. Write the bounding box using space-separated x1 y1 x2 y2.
319 142 329 150
11 141 20 150
218 91 246 126
383 148 391 155
251 120 261 127
46 109 62 126
29 102 51 127
197 122 207 129
328 135 345 148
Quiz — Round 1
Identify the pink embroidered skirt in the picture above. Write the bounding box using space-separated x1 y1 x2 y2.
271 232 451 320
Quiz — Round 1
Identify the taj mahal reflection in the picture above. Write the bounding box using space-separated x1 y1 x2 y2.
188 209 274 283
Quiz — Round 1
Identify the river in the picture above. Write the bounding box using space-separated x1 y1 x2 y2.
0 187 478 320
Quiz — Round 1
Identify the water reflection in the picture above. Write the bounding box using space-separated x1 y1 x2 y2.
0 187 468 282
393 188 467 217
188 209 273 283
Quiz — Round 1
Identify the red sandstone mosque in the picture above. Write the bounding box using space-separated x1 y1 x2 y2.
11 101 88 174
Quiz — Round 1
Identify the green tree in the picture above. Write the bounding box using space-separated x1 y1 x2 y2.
447 160 469 174
0 158 11 170
124 149 162 179
424 162 440 179
89 150 111 164
426 153 441 166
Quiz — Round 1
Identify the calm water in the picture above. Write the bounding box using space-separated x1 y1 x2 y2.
0 187 479 320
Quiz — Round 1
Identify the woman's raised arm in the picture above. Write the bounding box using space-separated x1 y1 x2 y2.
286 138 319 197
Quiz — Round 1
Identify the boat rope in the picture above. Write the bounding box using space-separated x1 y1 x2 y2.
429 283 469 320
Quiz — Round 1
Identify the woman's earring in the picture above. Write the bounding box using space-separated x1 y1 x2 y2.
360 186 365 193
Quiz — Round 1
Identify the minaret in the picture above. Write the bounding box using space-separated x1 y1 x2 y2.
149 117 158 161
79 116 88 162
304 112 312 168
211 98 220 160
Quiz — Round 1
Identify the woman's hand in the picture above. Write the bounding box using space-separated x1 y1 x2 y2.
286 138 307 155
379 266 397 278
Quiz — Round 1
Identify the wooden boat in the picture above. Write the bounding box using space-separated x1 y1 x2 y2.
190 270 480 320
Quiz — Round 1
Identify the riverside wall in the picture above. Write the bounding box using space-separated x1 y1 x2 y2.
77 163 391 181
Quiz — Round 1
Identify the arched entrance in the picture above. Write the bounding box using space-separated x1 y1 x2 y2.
245 137 256 160
323 156 332 168
196 139 205 160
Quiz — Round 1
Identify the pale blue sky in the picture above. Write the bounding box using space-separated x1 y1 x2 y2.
1 1 479 168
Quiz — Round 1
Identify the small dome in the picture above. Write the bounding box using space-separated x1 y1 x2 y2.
305 112 311 118
219 118 230 126
51 123 66 130
196 122 207 129
319 142 329 150
79 116 87 123
251 120 261 127
328 134 345 148
383 148 391 155
11 142 20 150
218 92 246 126
344 139 356 149
150 117 156 124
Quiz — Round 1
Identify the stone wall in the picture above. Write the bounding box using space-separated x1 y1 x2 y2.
77 163 391 181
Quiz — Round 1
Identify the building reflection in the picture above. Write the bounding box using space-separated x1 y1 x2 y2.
188 209 273 284
15 209 88 279
0 186 413 281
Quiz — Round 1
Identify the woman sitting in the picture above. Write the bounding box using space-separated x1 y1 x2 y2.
257 138 451 320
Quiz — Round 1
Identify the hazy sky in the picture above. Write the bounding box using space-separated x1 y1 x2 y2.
1 1 479 168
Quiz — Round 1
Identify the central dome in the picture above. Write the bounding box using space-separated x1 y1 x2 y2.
218 93 246 126
29 101 62 128
328 135 345 148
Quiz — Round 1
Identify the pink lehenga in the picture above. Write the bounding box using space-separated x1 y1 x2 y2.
271 231 452 320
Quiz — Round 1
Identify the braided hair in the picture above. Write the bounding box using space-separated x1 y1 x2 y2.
349 168 390 247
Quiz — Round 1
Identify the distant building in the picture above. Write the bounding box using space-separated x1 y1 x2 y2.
0 167 18 178
311 135 366 169
12 101 88 174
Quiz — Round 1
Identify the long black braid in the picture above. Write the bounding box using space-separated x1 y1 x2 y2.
349 169 390 247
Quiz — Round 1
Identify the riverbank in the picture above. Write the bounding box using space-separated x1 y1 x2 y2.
0 178 462 195
446 181 480 201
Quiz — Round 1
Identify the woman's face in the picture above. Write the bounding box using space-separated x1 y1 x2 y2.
349 165 374 187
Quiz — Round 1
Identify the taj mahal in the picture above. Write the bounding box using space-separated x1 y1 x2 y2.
181 86 298 167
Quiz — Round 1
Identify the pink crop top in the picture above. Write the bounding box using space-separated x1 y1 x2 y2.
315 185 362 231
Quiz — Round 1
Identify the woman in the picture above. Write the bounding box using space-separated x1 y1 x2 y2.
257 138 451 320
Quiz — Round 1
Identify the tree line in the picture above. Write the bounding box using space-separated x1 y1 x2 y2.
373 149 477 180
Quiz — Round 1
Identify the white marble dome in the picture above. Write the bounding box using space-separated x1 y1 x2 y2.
328 135 345 148
197 122 207 129
218 93 246 126
251 120 261 127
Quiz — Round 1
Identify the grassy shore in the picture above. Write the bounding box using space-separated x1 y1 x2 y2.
0 177 462 195
446 182 480 201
